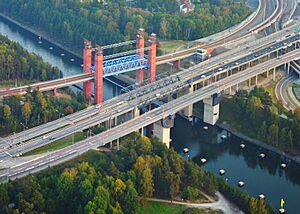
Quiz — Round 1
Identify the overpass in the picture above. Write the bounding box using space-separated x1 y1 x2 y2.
1 38 299 182
1 24 297 152
0 0 282 99
0 25 300 175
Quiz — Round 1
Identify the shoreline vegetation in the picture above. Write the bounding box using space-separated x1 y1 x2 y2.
0 133 274 214
216 86 300 164
0 0 251 55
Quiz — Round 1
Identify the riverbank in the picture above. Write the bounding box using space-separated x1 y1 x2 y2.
0 13 82 59
192 110 300 165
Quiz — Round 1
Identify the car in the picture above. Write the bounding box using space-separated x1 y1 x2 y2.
155 93 161 97
95 104 102 109
42 135 48 140
201 75 206 78
49 136 55 140
117 109 122 113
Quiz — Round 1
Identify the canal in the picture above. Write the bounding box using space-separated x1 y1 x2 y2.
1 10 300 213
0 15 120 100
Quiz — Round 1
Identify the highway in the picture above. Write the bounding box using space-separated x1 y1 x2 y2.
1 26 300 164
2 24 295 150
275 75 297 110
1 46 299 182
0 0 281 98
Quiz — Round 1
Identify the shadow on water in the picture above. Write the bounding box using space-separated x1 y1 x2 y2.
171 116 300 212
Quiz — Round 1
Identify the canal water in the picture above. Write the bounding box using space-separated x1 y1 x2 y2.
0 16 120 100
171 116 300 212
1 7 300 212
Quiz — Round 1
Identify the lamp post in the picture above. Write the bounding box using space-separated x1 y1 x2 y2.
20 122 27 142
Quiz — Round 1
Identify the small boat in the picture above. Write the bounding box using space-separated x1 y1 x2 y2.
183 147 189 153
38 36 41 40
259 153 266 158
70 58 75 62
240 144 245 148
258 194 265 199
281 163 287 168
219 169 225 175
200 158 207 163
279 208 286 213
80 64 84 67
49 47 53 50
60 53 65 56
203 126 208 130
221 134 227 139
238 181 245 187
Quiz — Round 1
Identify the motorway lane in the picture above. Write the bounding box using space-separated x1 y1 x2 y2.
1 49 300 181
275 75 296 110
1 26 300 161
3 25 296 150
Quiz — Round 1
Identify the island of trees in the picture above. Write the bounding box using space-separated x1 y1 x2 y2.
0 133 273 214
0 0 251 53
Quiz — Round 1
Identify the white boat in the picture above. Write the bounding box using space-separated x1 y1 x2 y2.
238 181 245 187
183 147 189 153
60 53 65 56
221 134 226 139
281 163 287 168
219 169 225 175
203 126 208 130
49 47 53 50
258 194 265 199
279 208 286 213
200 158 207 163
240 144 245 148
259 153 266 158
70 58 75 62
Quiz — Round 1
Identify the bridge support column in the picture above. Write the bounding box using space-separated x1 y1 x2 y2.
83 40 92 104
203 94 220 125
273 67 276 81
148 33 157 83
136 29 145 85
153 115 175 148
287 63 290 74
94 45 103 104
255 75 258 85
173 60 180 70
53 88 58 96
182 86 193 121
153 123 171 148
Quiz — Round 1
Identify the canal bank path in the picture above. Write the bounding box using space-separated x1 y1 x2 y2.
148 192 243 214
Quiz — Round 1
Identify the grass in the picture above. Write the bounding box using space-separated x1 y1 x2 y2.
159 40 187 54
0 80 38 88
139 201 222 214
139 201 186 214
25 132 86 156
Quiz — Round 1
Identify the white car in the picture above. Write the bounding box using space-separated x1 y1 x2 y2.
42 135 49 140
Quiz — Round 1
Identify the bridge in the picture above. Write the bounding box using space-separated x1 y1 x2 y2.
0 0 285 100
0 0 297 181
1 23 300 182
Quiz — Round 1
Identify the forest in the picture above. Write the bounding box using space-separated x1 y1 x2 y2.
0 133 272 214
220 87 300 151
0 34 61 82
0 90 87 136
0 0 251 52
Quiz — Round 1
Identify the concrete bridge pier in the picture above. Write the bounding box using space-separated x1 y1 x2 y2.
203 93 220 125
153 115 175 148
173 60 181 70
181 86 194 121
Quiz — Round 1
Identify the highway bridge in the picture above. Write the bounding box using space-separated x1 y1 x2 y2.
1 24 297 153
0 0 283 99
1 25 300 181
